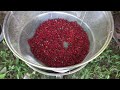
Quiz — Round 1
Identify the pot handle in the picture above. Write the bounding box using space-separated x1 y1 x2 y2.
0 24 3 42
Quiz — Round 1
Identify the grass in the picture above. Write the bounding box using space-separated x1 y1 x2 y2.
68 49 120 79
0 39 120 79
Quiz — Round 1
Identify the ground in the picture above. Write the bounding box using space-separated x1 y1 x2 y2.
0 39 120 79
0 12 120 79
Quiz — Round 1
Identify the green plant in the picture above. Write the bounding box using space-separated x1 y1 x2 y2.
0 40 120 79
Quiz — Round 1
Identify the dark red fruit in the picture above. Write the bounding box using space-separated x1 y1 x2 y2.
28 18 90 67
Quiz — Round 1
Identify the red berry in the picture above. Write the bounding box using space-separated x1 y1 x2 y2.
28 18 90 67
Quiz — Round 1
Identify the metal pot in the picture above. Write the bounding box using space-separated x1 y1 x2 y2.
3 11 114 76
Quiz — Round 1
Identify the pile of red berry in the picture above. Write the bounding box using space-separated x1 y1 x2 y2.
28 18 90 67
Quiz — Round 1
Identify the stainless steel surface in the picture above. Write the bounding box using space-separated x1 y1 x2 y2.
3 11 114 75
26 63 87 76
